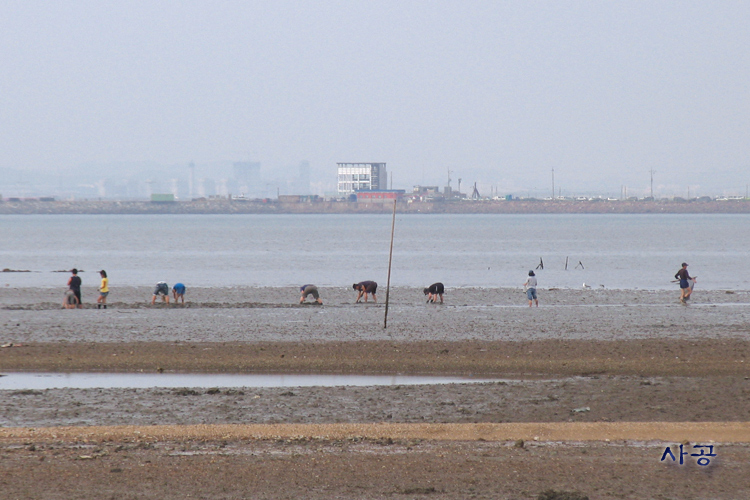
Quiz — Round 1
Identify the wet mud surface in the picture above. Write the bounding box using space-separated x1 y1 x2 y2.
2 286 750 343
2 376 750 428
1 286 750 498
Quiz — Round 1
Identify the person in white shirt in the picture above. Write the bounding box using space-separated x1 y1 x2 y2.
524 271 538 307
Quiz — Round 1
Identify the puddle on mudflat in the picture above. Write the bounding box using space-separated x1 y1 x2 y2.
0 372 500 390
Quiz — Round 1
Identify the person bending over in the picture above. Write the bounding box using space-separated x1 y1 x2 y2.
353 281 378 303
172 282 186 304
423 282 445 304
152 281 170 305
300 284 323 305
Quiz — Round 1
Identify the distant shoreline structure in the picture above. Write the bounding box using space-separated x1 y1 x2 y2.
2 198 750 214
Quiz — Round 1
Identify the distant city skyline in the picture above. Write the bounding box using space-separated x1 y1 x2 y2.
1 2 749 200
1 157 748 201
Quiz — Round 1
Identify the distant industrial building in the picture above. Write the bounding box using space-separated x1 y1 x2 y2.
356 190 405 203
337 162 387 196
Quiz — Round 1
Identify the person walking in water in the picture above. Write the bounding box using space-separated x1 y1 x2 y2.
353 281 378 303
97 270 109 309
67 268 83 309
524 270 538 307
675 262 696 304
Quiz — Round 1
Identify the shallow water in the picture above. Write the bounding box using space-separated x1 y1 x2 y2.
2 213 748 289
0 372 499 390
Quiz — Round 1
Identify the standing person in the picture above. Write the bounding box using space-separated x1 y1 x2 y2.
353 281 378 303
524 270 538 307
151 281 170 305
97 270 109 309
675 263 696 303
172 282 186 304
423 282 445 304
300 284 323 304
67 268 83 309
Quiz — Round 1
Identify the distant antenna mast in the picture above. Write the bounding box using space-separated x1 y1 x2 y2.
650 169 656 199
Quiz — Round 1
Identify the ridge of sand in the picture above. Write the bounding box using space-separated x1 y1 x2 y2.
3 422 750 443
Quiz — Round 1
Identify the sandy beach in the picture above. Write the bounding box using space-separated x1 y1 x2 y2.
2 286 750 499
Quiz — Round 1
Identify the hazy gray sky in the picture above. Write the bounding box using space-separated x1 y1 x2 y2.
2 1 749 196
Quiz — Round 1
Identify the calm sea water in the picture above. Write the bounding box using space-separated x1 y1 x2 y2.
1 214 748 290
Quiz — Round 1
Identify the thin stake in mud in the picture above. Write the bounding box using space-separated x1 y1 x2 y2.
384 199 397 329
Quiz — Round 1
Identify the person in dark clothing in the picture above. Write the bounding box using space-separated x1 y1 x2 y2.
67 268 83 309
423 282 445 304
353 281 378 303
675 262 696 303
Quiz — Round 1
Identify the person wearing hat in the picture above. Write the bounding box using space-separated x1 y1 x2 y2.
97 270 109 309
674 262 696 303
524 270 538 307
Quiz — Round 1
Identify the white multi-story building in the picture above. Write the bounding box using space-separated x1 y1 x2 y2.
337 163 387 196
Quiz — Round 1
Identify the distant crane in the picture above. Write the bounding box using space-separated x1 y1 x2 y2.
471 182 480 200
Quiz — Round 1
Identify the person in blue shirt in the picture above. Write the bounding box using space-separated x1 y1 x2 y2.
172 282 186 304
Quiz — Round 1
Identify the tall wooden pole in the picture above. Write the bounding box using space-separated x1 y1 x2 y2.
384 199 397 329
